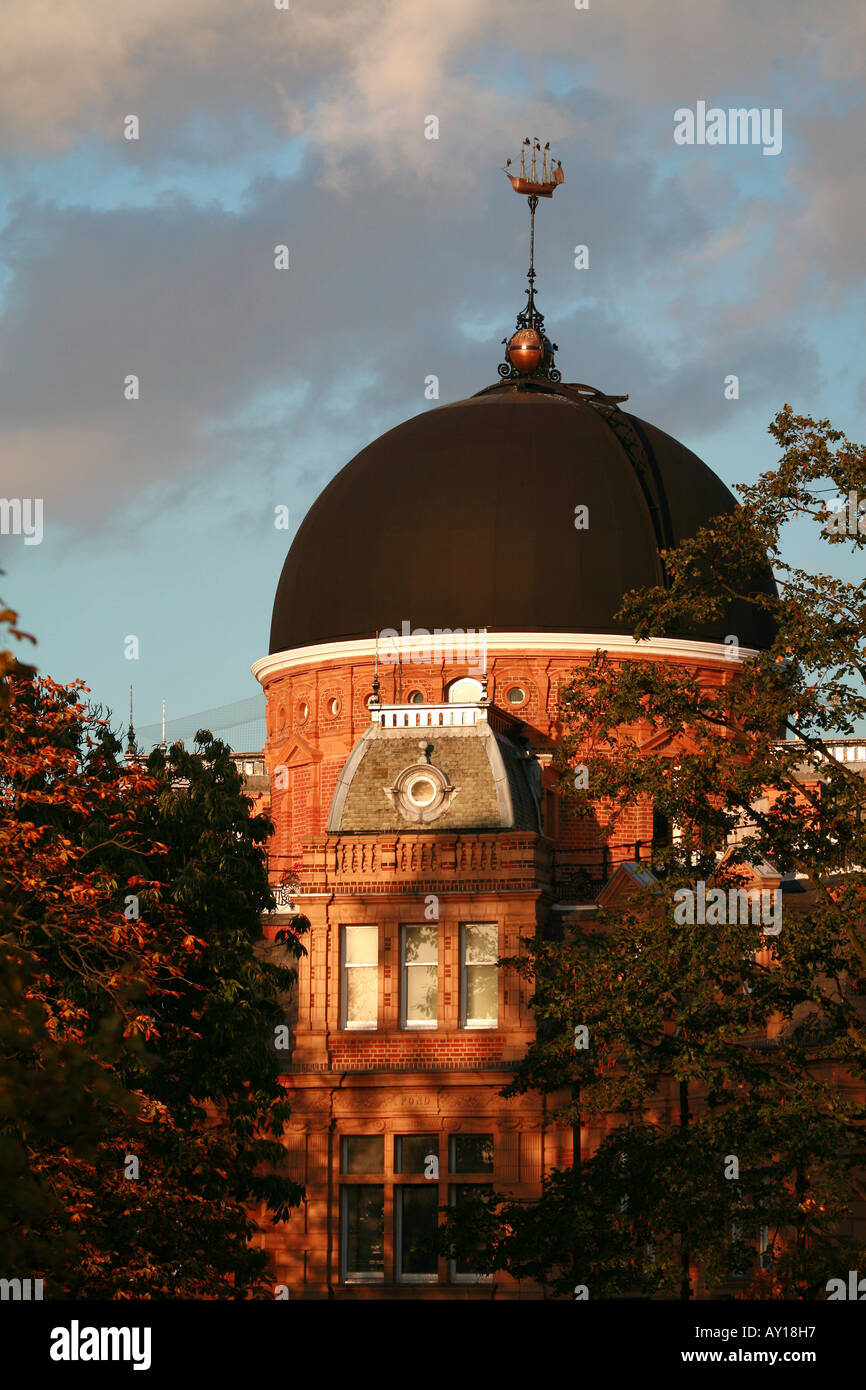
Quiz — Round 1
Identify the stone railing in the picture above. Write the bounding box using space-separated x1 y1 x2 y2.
373 702 521 736
778 737 866 767
300 832 553 893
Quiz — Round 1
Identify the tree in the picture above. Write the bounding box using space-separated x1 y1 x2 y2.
0 609 307 1297
441 408 866 1298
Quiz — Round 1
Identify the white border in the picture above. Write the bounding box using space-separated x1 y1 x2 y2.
252 632 758 685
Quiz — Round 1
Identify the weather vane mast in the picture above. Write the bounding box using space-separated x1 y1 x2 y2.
499 138 564 382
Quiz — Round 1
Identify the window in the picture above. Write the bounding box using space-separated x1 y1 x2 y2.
758 1224 771 1268
506 685 526 705
342 925 378 1030
461 923 498 1028
341 1136 385 1282
341 1135 384 1174
395 1135 438 1174
652 806 672 846
396 1187 439 1282
328 696 341 716
402 924 438 1028
450 1134 494 1174
449 1185 493 1280
405 774 437 807
446 676 482 703
342 1187 384 1281
407 689 425 704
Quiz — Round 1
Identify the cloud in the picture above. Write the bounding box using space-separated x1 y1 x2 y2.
0 132 808 531
3 1 863 160
0 0 861 539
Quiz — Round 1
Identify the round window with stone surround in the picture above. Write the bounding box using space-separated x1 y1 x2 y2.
406 774 437 807
384 757 458 824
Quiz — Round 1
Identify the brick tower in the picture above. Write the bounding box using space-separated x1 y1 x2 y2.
249 159 776 1296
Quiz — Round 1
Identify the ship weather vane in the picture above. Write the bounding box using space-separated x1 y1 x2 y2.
499 138 564 383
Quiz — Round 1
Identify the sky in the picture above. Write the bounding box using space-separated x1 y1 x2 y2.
0 0 864 744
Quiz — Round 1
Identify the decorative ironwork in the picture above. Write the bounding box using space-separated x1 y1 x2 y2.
268 875 301 913
499 140 564 383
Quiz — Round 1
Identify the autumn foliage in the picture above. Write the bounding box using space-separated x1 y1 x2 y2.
441 408 866 1298
0 618 306 1298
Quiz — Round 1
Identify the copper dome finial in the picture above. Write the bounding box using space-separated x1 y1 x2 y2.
499 140 564 383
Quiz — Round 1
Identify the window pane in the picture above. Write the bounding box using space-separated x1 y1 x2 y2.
447 677 482 703
466 963 497 1023
404 924 438 964
346 966 377 1026
345 925 378 965
450 1134 494 1174
451 1184 493 1274
399 1186 439 1276
395 1135 438 1175
341 1135 384 1174
464 923 497 963
406 963 438 1023
344 1186 384 1276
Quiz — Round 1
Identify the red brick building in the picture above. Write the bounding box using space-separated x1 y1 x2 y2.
247 357 780 1297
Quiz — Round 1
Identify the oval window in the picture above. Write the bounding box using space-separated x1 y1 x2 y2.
298 700 309 724
328 697 341 716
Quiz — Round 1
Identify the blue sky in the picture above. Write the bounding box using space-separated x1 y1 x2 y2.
0 0 863 743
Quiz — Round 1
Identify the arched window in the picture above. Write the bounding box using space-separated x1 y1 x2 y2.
446 677 483 703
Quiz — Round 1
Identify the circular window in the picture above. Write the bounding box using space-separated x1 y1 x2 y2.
407 690 425 704
328 697 341 717
406 775 437 807
297 700 309 724
506 686 527 705
387 761 457 823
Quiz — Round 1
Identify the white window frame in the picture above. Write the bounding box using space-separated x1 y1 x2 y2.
460 922 499 1029
340 1185 385 1284
401 923 438 1030
341 924 378 1031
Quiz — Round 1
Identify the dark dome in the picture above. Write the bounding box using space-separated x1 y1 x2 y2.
269 382 776 654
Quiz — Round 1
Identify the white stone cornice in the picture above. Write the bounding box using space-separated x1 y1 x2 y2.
252 632 758 685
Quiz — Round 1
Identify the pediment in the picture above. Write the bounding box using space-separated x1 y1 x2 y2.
271 731 322 769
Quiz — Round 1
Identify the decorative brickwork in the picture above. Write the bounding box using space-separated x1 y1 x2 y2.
251 632 740 1297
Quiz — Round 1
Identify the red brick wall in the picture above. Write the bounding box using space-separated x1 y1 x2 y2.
260 645 732 882
327 1035 506 1070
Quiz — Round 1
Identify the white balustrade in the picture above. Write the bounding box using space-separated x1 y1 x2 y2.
374 702 486 730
